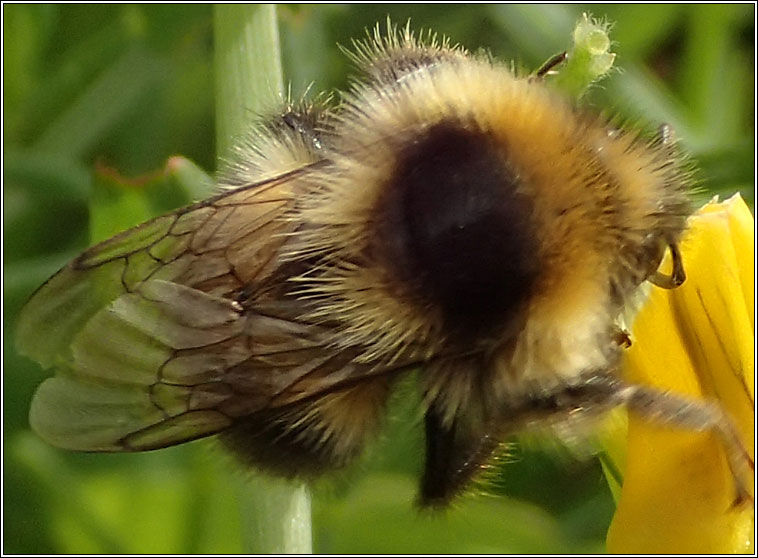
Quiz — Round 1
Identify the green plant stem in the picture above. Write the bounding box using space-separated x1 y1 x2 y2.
214 4 284 153
213 5 313 554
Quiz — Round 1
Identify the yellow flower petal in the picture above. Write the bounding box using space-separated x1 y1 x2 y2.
606 194 755 554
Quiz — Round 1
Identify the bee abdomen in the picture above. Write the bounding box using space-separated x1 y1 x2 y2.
219 375 393 478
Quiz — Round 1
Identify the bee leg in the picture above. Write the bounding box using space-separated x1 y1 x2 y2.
648 241 686 289
612 326 632 348
419 374 622 507
530 51 568 81
419 404 501 508
619 383 754 506
645 124 687 291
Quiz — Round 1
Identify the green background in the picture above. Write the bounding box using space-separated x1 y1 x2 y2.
3 4 754 554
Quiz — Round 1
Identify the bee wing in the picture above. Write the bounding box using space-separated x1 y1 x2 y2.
18 166 400 452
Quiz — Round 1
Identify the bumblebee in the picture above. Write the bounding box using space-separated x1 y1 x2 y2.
17 24 749 507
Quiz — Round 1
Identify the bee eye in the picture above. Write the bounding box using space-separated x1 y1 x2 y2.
376 121 539 340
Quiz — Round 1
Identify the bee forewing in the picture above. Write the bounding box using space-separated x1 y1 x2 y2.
18 168 366 452
17 171 299 366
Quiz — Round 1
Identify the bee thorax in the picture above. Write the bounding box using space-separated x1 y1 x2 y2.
375 121 540 343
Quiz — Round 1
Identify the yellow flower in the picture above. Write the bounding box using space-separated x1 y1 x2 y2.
606 193 755 553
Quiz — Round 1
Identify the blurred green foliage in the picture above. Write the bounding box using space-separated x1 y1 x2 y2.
3 4 754 554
